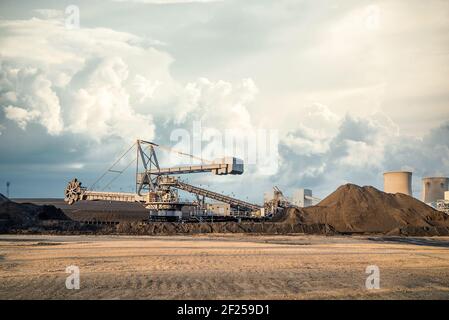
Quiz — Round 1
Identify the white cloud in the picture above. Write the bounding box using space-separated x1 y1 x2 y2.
0 18 171 141
3 105 39 130
275 103 449 197
175 77 258 129
282 103 342 156
131 75 161 103
63 57 156 141
0 64 63 135
33 9 64 19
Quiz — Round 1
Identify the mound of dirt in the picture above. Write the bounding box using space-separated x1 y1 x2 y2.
278 184 449 235
112 221 334 235
0 195 70 230
65 210 148 223
0 193 10 204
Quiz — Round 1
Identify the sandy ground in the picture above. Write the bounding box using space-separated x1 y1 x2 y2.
1 234 449 299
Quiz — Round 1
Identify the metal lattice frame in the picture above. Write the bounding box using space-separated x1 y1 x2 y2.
136 140 160 195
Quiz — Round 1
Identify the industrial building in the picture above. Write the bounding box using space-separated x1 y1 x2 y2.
422 177 449 204
436 191 449 215
206 203 231 216
262 187 320 218
383 171 413 196
291 189 313 208
428 179 449 215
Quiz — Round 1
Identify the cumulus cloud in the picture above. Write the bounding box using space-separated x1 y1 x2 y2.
0 63 63 134
131 75 161 103
175 77 257 129
282 103 341 156
0 17 260 146
384 122 449 177
275 104 449 197
157 77 266 173
3 106 39 130
0 18 171 141
62 57 156 141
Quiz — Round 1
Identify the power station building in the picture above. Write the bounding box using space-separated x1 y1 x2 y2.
383 171 413 196
292 189 313 208
422 177 449 204
206 203 231 216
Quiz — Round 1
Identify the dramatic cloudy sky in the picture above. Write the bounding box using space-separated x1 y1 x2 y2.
0 0 448 202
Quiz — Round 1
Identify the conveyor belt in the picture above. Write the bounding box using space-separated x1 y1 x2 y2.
175 180 261 212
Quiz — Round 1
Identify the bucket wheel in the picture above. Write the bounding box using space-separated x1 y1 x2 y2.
64 178 84 205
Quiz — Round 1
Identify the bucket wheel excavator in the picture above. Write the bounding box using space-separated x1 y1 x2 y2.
64 140 263 217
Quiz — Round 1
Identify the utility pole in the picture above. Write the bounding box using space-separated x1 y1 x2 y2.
6 181 10 198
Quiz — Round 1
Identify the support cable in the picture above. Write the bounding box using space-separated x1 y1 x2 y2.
102 143 152 191
88 142 136 191
139 140 213 164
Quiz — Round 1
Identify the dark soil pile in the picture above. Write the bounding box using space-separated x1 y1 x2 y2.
0 193 9 204
0 194 70 230
111 221 334 235
276 184 449 235
65 210 148 223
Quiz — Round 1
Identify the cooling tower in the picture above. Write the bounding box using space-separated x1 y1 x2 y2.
422 177 449 203
383 171 412 196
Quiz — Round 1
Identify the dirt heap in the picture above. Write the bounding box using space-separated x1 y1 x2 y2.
111 220 334 235
0 194 70 230
0 193 9 204
277 184 449 235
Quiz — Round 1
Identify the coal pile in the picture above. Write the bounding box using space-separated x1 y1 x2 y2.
0 194 9 204
277 184 449 236
110 221 334 235
0 194 70 231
